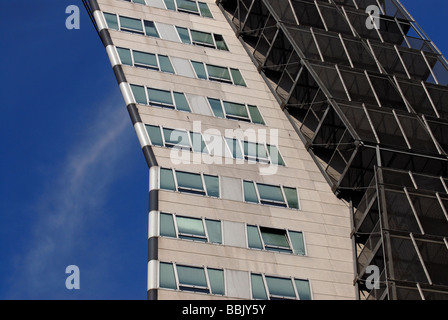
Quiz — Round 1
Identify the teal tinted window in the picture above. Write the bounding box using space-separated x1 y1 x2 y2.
204 175 219 197
191 61 207 79
159 262 177 289
173 92 191 112
133 0 146 4
104 13 118 30
247 225 263 250
207 65 231 82
176 171 204 192
244 142 269 161
177 0 199 13
207 98 224 118
163 0 176 10
265 276 295 299
261 228 291 253
289 231 305 255
248 105 265 125
295 279 312 300
116 47 132 66
176 27 191 44
267 145 285 166
257 184 285 206
251 274 268 300
190 132 207 153
214 34 228 51
176 265 208 292
158 55 175 73
244 181 259 203
120 16 143 33
133 51 157 68
147 88 174 107
223 101 248 119
208 269 225 295
191 30 214 47
225 138 243 159
284 187 299 209
205 219 222 244
146 125 163 146
144 20 159 37
163 128 190 148
160 213 176 238
230 68 246 86
176 216 206 241
160 168 176 191
130 84 147 104
198 2 213 18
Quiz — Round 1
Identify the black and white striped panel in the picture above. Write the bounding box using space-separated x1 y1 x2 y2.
88 0 160 300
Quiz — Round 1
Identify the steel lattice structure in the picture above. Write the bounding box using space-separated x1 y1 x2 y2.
217 0 448 300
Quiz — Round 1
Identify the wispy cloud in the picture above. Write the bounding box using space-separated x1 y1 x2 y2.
7 95 134 299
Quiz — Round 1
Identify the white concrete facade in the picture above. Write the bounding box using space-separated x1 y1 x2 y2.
95 0 356 300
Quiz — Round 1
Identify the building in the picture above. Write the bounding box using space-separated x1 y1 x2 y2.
83 0 448 300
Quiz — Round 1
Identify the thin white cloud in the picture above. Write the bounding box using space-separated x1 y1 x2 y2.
7 95 135 299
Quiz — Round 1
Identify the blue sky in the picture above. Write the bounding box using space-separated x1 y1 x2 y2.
0 0 447 300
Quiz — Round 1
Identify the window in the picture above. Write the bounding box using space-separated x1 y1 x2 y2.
247 226 306 255
160 213 222 244
123 0 146 4
191 62 246 86
207 98 265 124
119 15 144 34
163 0 213 18
103 13 160 38
251 274 312 300
130 84 191 111
116 48 175 73
146 125 208 152
243 181 300 209
159 262 225 295
160 168 220 198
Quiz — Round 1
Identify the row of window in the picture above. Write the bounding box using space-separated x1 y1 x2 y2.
145 124 285 165
122 0 214 18
159 262 312 300
130 84 265 124
117 47 246 86
159 168 301 209
104 12 226 50
159 213 306 255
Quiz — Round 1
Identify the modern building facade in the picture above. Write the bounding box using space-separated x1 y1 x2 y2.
83 0 448 300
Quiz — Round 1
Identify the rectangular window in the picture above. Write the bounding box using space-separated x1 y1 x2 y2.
248 105 265 125
160 262 225 295
250 274 312 300
207 98 265 125
206 64 232 83
191 62 245 86
104 13 118 30
133 50 158 69
146 125 164 146
247 226 305 255
176 27 191 44
176 171 205 195
257 183 286 207
144 20 159 38
243 142 270 164
158 55 175 73
130 84 147 104
243 181 300 210
119 16 144 34
267 145 285 166
116 47 132 66
147 88 175 108
163 128 191 150
225 138 243 160
191 30 215 48
163 0 213 18
160 213 222 244
223 101 249 121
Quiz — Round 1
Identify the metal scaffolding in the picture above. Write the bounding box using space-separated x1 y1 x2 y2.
218 0 448 299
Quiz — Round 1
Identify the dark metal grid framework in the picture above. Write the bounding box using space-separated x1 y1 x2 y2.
217 0 448 300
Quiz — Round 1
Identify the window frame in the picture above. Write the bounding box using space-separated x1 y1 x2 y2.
250 273 312 300
242 180 300 210
117 47 175 74
160 168 220 198
191 61 246 86
130 84 191 112
246 225 306 256
206 98 266 125
159 262 226 296
159 212 222 244
162 0 214 18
